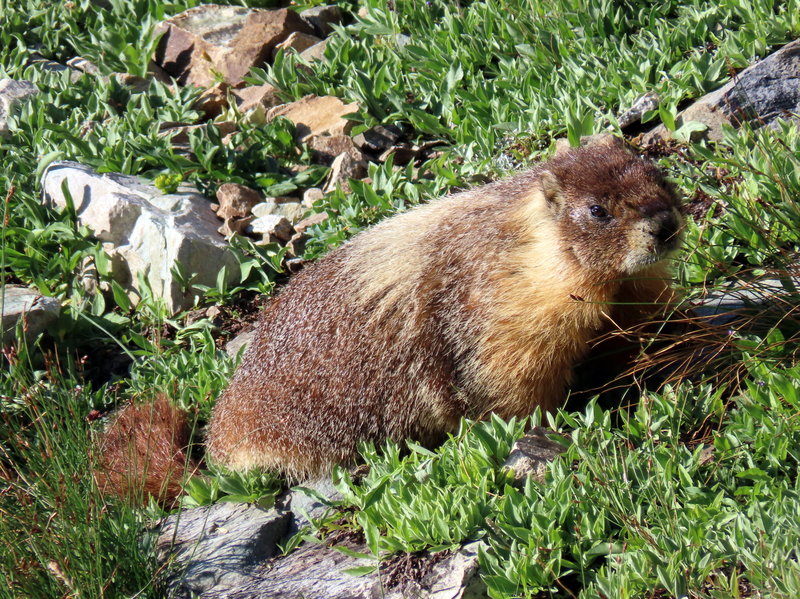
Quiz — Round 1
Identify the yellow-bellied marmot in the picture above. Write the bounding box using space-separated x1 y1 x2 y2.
204 144 683 479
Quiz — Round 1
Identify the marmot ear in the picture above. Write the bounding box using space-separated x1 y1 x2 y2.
539 170 562 210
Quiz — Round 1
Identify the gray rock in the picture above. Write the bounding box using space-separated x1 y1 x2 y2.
225 328 257 357
503 427 567 485
0 286 60 346
26 53 74 78
156 483 487 598
157 502 291 599
643 39 800 143
691 271 800 325
394 542 487 599
66 56 100 75
299 40 328 63
299 5 343 37
280 478 342 533
0 78 37 137
353 125 403 154
41 162 240 314
617 91 660 129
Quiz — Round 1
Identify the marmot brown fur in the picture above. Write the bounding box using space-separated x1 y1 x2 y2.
98 144 683 503
207 144 683 478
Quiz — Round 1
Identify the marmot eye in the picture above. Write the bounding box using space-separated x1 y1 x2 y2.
589 205 609 219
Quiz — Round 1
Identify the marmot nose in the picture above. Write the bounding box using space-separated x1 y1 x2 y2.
652 212 681 247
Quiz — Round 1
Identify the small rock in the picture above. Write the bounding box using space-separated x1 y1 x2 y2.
299 5 343 37
273 31 322 60
216 183 263 220
112 73 151 93
194 82 229 118
268 94 359 141
251 200 276 218
294 211 328 234
503 427 567 485
250 197 295 217
299 40 328 63
225 327 257 357
157 502 291 598
278 202 306 223
391 33 412 48
617 91 660 129
251 198 306 223
250 214 295 243
1 286 60 346
233 83 283 114
218 215 254 238
26 53 74 78
323 151 368 193
0 79 37 137
302 188 325 208
379 144 417 166
216 183 263 238
352 124 403 153
307 134 366 166
286 231 308 256
66 56 100 75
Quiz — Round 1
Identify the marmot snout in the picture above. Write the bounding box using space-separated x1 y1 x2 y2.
207 144 684 478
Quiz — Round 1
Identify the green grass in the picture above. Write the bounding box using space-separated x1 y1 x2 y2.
2 0 800 597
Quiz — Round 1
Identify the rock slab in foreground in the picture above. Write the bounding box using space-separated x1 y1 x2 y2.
157 502 292 599
154 429 573 597
1 286 60 346
41 162 240 313
158 503 486 598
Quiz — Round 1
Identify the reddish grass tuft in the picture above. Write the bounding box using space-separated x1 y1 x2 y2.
95 395 198 508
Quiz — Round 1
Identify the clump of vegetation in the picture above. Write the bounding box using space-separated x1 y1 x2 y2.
2 0 800 597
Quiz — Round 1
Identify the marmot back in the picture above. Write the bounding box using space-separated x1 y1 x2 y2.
207 145 684 478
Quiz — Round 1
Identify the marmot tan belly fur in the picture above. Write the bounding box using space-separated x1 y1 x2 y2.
206 145 683 478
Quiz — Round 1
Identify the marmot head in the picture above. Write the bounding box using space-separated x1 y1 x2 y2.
537 146 683 276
